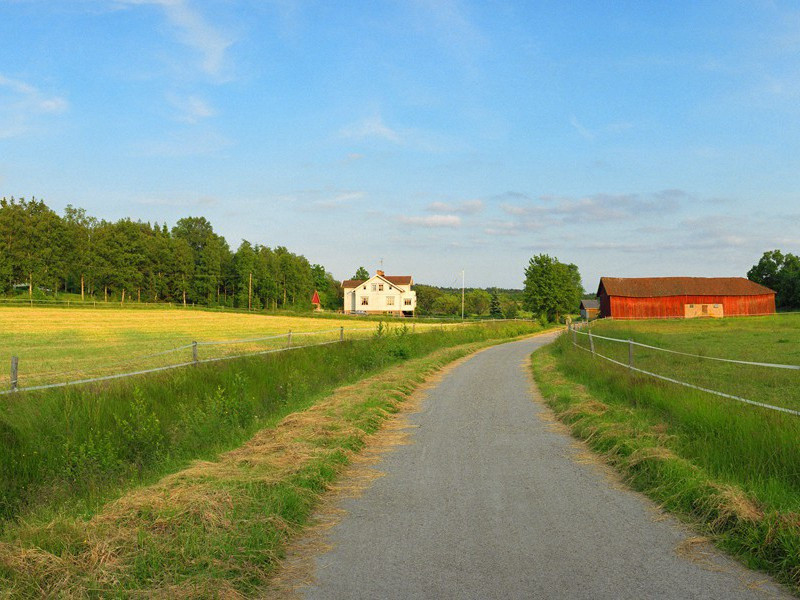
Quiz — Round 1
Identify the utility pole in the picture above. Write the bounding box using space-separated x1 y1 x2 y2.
461 270 465 321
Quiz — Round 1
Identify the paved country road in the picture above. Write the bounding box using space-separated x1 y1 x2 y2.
299 333 791 599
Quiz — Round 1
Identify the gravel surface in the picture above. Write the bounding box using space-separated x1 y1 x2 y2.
301 333 791 599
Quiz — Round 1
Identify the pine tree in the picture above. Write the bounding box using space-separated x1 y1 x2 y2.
489 291 503 318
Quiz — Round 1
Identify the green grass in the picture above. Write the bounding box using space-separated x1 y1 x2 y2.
0 320 543 525
534 323 800 593
573 314 800 412
0 322 546 596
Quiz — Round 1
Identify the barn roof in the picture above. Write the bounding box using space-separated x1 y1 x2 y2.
598 277 775 298
342 275 413 289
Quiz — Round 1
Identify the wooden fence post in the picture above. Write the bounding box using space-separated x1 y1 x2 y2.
10 357 18 392
288 330 292 347
628 339 634 369
340 326 344 342
589 331 595 356
192 341 198 364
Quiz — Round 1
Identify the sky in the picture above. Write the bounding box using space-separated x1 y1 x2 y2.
1 0 799 290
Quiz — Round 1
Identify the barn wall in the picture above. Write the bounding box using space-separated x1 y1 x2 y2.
608 294 776 319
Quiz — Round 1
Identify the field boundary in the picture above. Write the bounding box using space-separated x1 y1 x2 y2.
568 324 800 417
2 320 530 395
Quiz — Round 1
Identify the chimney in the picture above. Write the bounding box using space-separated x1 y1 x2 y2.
377 269 385 277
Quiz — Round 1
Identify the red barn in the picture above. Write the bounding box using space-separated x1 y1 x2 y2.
597 277 776 320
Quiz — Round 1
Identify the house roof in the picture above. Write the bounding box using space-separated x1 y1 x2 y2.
311 290 321 304
580 299 600 309
598 277 775 298
342 275 413 289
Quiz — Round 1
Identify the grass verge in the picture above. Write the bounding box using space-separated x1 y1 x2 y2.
0 328 544 596
532 334 800 594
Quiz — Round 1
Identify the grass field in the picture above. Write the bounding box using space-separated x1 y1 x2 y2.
573 314 800 412
534 314 800 592
0 307 457 389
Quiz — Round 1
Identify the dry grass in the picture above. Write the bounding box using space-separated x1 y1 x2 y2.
531 344 800 593
0 307 430 387
0 339 494 596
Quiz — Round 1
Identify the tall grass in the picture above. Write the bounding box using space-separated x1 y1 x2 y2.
573 314 800 412
552 334 800 510
535 333 800 591
0 320 541 525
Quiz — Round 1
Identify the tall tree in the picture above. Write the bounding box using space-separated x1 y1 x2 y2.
353 266 369 280
523 254 582 321
748 250 800 309
489 291 503 318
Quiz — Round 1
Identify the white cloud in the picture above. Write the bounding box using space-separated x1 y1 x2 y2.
340 115 401 142
0 73 68 138
569 115 594 140
500 190 686 224
427 199 483 214
121 0 233 78
278 188 366 211
399 214 461 228
166 92 215 123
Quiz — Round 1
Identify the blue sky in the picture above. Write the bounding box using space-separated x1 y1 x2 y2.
1 1 799 289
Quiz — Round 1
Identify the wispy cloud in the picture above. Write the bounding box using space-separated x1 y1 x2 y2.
569 115 594 140
136 195 217 207
399 214 461 228
0 73 68 138
279 188 366 212
121 0 234 78
500 190 686 224
340 114 401 142
569 115 634 141
166 92 215 123
427 199 483 214
131 128 233 157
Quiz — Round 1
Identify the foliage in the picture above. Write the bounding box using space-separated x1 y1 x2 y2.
353 266 370 280
414 283 523 318
0 320 543 523
748 249 800 310
0 197 329 311
489 291 503 318
522 254 582 321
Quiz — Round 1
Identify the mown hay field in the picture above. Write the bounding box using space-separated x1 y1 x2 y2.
0 307 401 389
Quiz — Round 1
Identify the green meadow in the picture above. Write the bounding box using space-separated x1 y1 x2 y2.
534 314 800 592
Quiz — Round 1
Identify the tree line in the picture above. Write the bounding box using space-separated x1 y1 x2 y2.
0 197 342 310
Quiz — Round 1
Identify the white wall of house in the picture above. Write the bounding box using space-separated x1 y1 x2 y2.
344 274 416 315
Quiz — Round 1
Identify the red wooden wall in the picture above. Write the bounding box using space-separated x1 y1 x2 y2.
601 294 775 319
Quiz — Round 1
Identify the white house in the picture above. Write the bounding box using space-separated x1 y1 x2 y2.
342 270 416 317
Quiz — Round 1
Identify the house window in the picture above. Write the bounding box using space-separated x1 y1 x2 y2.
387 296 395 305
371 283 377 291
378 284 384 291
361 297 369 306
404 298 412 306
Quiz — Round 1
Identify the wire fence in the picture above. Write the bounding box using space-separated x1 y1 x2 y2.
1 319 528 396
567 323 800 417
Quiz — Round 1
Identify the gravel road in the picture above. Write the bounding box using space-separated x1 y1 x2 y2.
300 333 790 599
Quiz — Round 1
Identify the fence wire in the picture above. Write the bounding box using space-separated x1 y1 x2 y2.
1 319 526 395
568 325 800 417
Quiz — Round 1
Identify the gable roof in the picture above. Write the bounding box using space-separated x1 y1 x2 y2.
342 274 413 289
580 299 599 309
598 277 775 298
